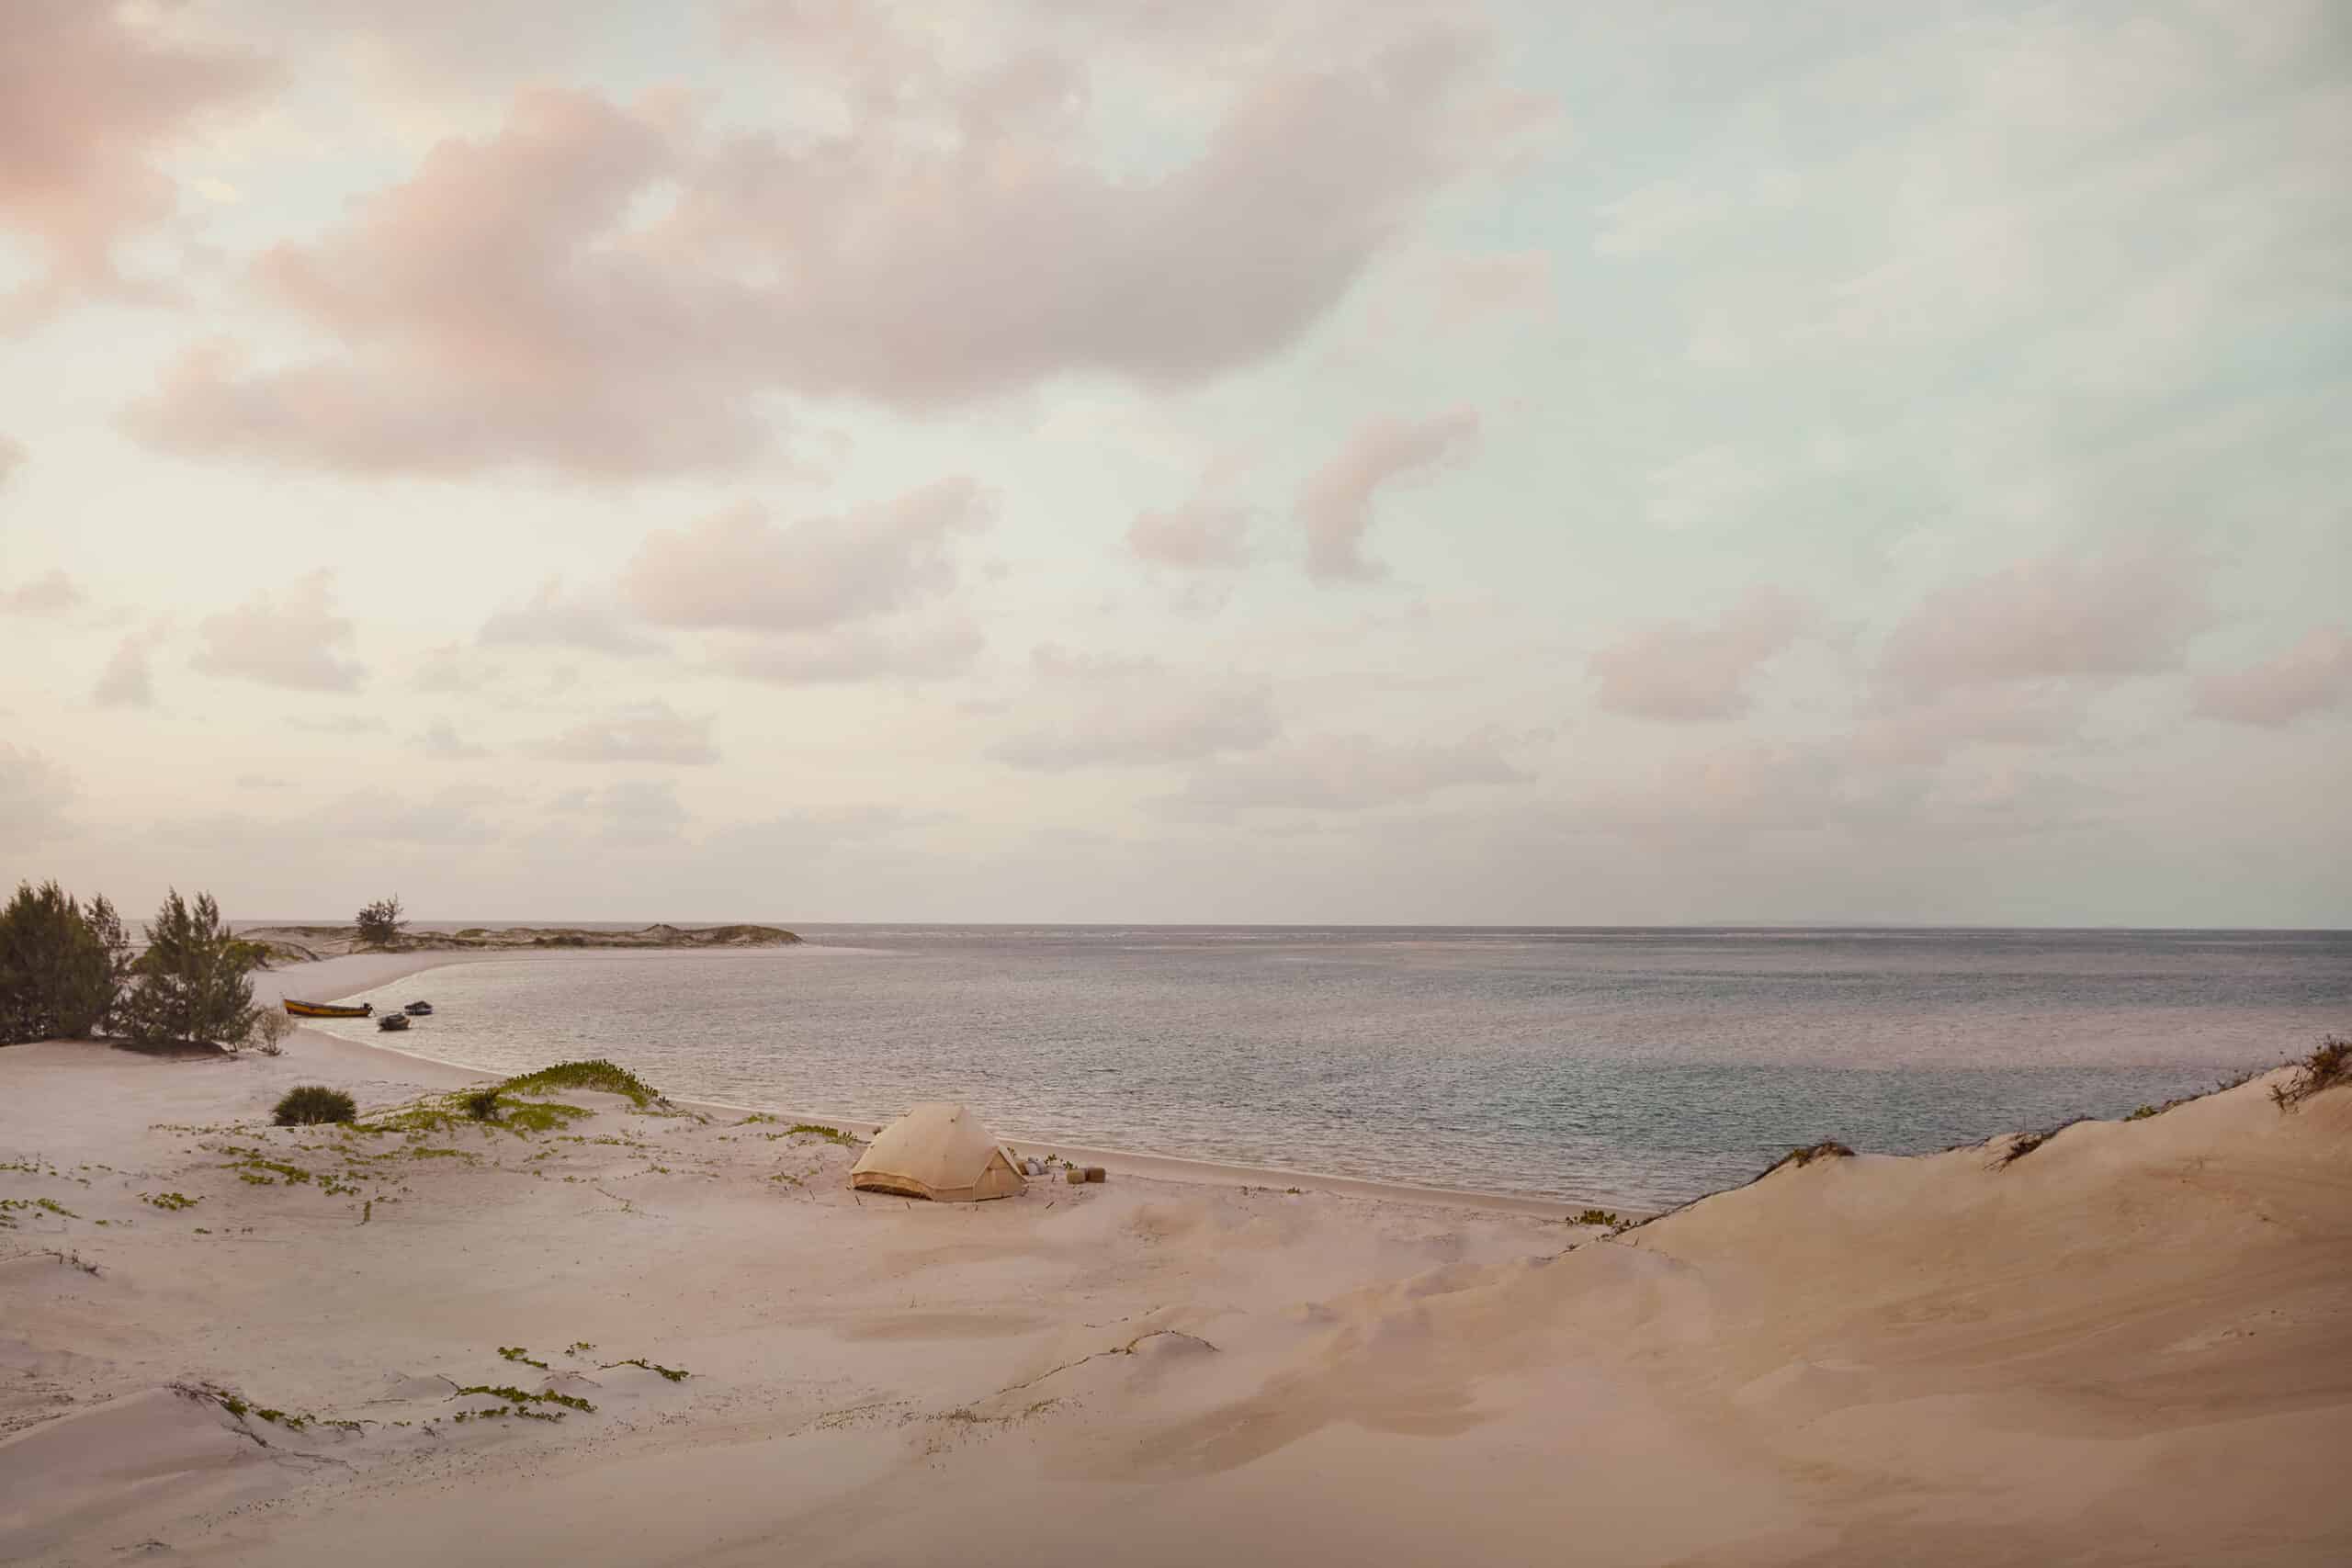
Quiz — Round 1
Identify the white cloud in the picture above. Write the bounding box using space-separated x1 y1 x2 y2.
537 701 717 764
416 717 489 759
92 636 154 708
413 643 504 694
992 648 1278 770
317 785 502 845
1170 730 1527 814
717 618 983 686
0 744 74 848
548 778 689 843
479 577 661 656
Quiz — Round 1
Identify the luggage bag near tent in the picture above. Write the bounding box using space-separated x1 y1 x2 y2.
851 1102 1025 1202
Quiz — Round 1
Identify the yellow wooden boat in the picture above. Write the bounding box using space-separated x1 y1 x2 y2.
283 998 373 1019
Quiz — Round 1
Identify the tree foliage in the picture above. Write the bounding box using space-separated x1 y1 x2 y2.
0 881 120 1044
355 894 406 951
116 890 257 1049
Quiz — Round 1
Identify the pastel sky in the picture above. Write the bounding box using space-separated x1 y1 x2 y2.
3 0 2347 926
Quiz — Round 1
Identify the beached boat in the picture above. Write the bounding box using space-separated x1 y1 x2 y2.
284 999 373 1019
377 1012 410 1032
403 1001 433 1016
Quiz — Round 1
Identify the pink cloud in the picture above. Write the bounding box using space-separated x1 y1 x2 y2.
1589 587 1811 721
121 91 760 476
0 2 266 329
1127 502 1252 570
2194 626 2352 727
0 570 85 616
1295 409 1478 582
1876 541 2208 698
123 24 1507 475
622 479 991 632
1427 249 1554 327
191 570 365 692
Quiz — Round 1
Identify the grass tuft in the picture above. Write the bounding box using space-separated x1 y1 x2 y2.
274 1086 356 1126
463 1088 503 1122
1569 1207 1623 1228
1996 1119 2094 1168
1758 1141 1854 1180
2271 1035 2352 1111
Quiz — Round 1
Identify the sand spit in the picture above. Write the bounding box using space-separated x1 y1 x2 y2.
237 923 800 963
2 1035 2346 1566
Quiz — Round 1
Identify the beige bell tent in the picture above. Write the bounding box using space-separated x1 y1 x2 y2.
851 1102 1025 1202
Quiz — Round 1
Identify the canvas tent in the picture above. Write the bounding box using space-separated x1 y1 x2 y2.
851 1102 1026 1202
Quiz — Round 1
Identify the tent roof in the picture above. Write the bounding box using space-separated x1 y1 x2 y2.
851 1102 1025 1203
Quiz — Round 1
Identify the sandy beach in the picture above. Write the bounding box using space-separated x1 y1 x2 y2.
4 962 2348 1566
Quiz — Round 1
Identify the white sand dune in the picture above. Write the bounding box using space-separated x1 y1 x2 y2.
2 1026 2346 1566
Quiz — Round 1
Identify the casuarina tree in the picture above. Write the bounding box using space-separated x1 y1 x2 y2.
355 895 406 950
117 890 257 1048
0 881 118 1044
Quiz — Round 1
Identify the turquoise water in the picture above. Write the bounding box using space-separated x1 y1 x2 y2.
302 926 2352 1208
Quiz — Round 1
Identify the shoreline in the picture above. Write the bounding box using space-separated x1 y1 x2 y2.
282 950 1612 1219
4 1016 2346 1563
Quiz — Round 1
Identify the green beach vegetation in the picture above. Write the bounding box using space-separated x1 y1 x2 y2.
3 881 263 1049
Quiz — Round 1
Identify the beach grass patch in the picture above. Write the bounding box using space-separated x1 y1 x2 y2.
1569 1208 1623 1228
600 1357 689 1382
498 1346 549 1369
500 1059 660 1108
143 1191 200 1211
274 1086 357 1126
356 1091 588 1139
453 1382 594 1415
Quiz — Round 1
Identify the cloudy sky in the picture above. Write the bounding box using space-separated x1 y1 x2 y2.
3 0 2347 926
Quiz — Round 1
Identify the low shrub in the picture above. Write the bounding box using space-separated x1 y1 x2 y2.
1569 1207 1623 1228
273 1085 356 1126
463 1088 503 1121
244 1010 295 1056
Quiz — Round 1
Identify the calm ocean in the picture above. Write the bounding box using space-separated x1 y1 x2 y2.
298 926 2351 1209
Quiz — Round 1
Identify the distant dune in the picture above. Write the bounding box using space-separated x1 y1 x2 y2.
236 921 802 961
